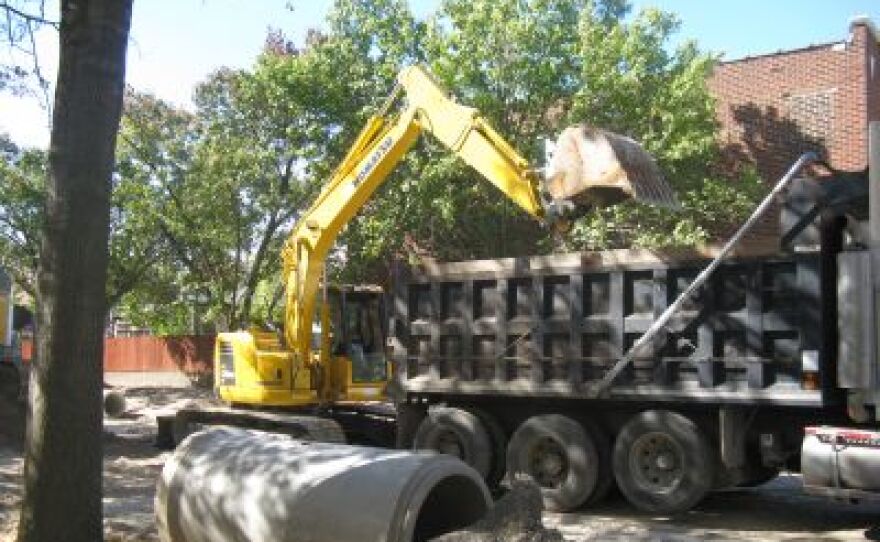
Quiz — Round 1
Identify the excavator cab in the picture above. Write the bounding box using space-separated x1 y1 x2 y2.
329 286 388 385
216 285 387 406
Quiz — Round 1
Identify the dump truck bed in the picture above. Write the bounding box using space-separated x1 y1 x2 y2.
390 242 833 408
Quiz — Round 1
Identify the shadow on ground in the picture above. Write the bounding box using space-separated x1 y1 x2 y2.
548 475 880 541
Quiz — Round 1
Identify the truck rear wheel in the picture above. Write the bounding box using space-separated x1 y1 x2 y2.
413 407 493 480
613 410 714 514
506 414 607 512
469 408 508 488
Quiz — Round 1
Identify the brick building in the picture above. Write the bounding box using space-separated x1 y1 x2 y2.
709 17 880 182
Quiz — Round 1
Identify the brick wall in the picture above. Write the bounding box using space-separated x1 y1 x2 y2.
709 21 880 182
867 23 880 136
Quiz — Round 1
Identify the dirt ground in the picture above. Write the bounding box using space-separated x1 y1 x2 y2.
0 386 212 542
1 386 880 541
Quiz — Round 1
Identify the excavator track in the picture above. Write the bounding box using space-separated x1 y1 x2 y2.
160 406 348 449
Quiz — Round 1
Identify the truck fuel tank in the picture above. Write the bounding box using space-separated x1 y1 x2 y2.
802 426 880 500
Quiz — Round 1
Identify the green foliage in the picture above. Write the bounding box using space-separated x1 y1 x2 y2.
124 0 762 329
0 94 186 316
571 6 719 184
105 92 194 333
328 0 751 275
114 71 325 332
0 0 766 333
0 136 44 296
563 168 766 250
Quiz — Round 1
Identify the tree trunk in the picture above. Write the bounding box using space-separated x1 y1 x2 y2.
238 212 280 327
17 1 132 541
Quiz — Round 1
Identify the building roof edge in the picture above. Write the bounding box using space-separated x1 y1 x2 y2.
718 41 844 65
851 15 879 43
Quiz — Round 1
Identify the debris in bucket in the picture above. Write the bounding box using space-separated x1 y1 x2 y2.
431 480 564 542
544 123 678 209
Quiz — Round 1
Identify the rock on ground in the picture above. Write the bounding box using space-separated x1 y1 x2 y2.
433 480 563 542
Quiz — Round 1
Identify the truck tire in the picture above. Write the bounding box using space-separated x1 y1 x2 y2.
413 407 492 480
613 410 714 514
396 402 427 449
469 408 508 488
506 414 603 512
584 421 615 506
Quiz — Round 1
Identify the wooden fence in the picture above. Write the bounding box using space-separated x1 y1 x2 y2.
20 334 215 375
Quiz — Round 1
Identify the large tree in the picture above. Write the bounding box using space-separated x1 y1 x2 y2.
4 0 759 336
15 1 133 541
109 91 198 333
112 62 328 332
113 35 367 332
109 0 753 330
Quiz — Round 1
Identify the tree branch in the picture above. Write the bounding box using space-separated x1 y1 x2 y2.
24 11 51 115
0 2 59 29
106 246 161 309
239 211 281 325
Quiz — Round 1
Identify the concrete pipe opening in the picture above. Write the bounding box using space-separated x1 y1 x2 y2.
411 474 489 541
156 426 492 542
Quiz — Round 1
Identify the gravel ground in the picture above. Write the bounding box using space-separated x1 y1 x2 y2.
1 386 880 541
0 386 214 542
545 475 880 541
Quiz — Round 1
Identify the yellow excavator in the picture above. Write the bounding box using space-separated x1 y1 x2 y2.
198 65 675 444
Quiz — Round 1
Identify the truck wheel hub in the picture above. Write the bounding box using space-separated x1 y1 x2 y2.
655 452 674 470
530 437 568 488
630 432 684 493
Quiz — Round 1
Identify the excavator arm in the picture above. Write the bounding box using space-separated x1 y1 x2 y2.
280 66 551 376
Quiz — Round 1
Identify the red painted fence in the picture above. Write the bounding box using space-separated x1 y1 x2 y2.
20 334 215 375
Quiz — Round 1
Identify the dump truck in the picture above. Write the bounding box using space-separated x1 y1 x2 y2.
390 132 880 514
169 66 674 446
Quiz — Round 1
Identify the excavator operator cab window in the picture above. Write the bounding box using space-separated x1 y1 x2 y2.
306 289 340 354
334 290 387 383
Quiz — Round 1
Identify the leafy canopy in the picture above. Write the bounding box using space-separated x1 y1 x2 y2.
124 0 762 328
0 0 765 333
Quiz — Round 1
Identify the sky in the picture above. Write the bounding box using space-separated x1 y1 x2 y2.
2 0 879 149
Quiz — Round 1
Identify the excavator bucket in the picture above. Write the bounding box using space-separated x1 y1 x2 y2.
544 124 679 210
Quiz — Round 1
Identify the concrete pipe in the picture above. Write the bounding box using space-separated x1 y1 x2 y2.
155 426 492 542
103 390 126 418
